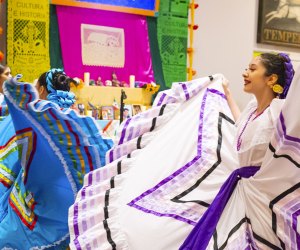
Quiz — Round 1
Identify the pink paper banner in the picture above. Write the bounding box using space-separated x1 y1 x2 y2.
56 6 154 84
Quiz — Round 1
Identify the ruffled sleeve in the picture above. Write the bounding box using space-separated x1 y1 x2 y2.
269 98 284 127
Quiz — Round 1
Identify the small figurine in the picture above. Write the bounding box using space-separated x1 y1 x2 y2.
89 79 95 86
121 81 129 88
111 72 120 87
105 80 112 86
112 98 119 110
96 76 103 86
77 103 85 115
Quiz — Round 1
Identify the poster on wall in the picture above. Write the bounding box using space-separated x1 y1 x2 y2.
257 0 300 48
51 0 159 16
81 24 125 67
56 6 154 85
7 0 50 82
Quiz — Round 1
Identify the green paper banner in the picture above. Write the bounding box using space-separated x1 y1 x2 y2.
157 0 189 88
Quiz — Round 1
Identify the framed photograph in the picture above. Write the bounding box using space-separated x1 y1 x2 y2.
101 106 114 120
114 109 120 120
92 108 100 120
257 0 300 48
132 104 144 116
123 104 133 120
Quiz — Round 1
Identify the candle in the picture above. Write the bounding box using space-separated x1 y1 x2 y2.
129 75 135 88
84 72 90 86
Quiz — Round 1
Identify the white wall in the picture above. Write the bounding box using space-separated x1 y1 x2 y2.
193 0 300 108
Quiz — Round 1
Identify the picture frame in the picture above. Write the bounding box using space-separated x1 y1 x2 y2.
132 104 144 116
114 109 120 120
257 0 300 48
92 108 100 120
123 104 133 120
101 106 114 120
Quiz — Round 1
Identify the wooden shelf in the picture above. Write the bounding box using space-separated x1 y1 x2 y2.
71 86 153 107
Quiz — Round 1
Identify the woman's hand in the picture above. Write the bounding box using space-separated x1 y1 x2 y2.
222 77 231 97
221 77 241 122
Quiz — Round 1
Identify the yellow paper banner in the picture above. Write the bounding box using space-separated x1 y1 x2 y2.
7 0 50 82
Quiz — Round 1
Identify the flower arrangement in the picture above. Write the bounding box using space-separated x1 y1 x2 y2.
70 77 85 101
136 81 160 94
71 77 85 90
144 82 160 94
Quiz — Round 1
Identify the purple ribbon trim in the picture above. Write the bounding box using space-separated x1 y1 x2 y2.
292 209 300 247
280 112 300 143
179 166 260 250
207 88 226 99
73 203 82 249
181 83 190 100
118 118 132 145
156 93 167 106
108 149 114 163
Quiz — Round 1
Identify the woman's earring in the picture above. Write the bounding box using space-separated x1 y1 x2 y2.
272 84 283 94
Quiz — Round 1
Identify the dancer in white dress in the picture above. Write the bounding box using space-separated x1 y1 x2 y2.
181 53 296 249
68 53 299 250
